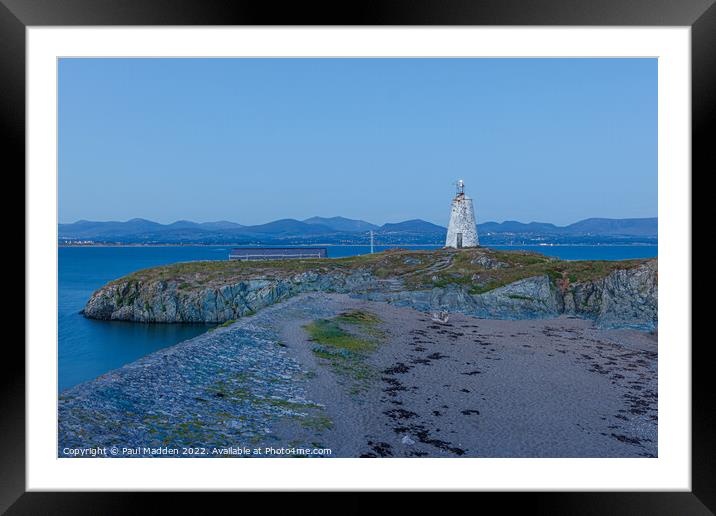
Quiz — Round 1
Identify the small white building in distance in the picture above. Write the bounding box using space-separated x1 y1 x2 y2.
445 179 479 248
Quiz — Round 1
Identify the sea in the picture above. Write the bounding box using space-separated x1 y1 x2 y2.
58 244 657 391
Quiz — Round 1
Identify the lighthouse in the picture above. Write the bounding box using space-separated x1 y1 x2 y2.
445 179 479 248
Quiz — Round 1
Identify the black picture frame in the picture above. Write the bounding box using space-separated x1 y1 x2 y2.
4 0 710 513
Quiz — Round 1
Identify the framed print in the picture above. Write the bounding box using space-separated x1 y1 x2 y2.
4 0 712 512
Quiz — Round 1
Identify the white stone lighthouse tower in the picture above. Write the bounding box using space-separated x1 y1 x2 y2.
445 179 479 248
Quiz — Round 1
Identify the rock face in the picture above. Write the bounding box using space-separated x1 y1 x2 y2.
361 275 563 320
83 270 379 324
470 254 511 269
83 260 657 330
563 259 658 330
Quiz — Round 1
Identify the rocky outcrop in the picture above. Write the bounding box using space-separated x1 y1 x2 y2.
469 254 511 269
563 259 658 330
361 275 563 320
84 261 657 330
83 270 379 323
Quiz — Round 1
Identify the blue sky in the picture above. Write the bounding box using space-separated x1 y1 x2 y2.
59 58 657 226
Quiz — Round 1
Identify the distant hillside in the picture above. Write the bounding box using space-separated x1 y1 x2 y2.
379 219 446 234
198 221 244 230
479 221 560 234
478 218 656 238
243 219 335 236
564 218 657 237
59 218 165 239
58 216 657 245
304 216 379 232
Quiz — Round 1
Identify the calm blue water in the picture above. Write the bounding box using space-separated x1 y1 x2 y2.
58 244 657 391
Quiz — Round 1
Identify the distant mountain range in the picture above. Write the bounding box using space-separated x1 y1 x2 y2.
58 216 657 245
479 217 657 237
303 216 379 232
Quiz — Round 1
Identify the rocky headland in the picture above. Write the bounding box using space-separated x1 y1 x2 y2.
83 248 657 330
62 248 658 458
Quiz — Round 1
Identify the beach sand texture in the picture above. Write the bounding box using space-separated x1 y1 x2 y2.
59 293 657 458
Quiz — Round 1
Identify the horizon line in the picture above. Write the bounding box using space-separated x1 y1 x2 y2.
58 215 660 228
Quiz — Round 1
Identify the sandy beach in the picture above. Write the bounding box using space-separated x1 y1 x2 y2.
272 294 657 458
59 292 657 458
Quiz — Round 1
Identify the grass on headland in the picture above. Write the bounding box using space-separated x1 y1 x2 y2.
334 310 382 325
400 248 650 294
304 319 376 353
304 310 384 351
108 247 654 296
303 310 385 393
306 319 371 352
